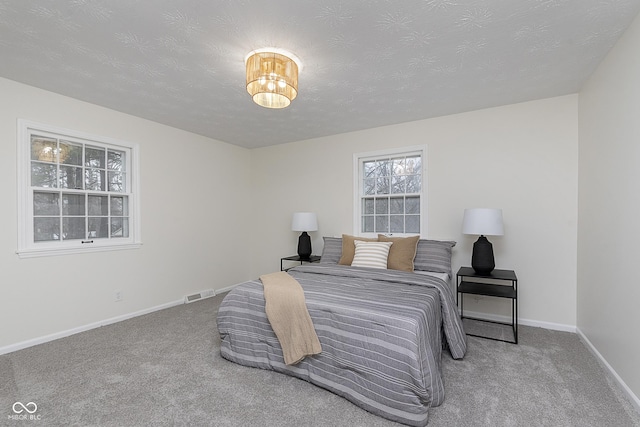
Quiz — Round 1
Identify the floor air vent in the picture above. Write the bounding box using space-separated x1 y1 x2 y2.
185 289 216 304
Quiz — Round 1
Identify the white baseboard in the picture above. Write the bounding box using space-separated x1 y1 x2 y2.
215 281 244 294
461 309 577 333
519 316 576 333
576 328 640 415
0 298 184 356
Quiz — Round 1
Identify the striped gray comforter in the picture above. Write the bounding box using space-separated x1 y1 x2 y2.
217 264 467 426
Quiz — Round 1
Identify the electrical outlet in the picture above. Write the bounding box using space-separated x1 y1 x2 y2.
115 290 123 302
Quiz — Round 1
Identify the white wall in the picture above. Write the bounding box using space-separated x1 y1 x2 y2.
0 77 253 350
0 78 580 350
578 12 640 403
250 95 579 328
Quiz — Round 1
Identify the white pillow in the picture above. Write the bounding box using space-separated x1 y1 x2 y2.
414 270 450 282
351 240 393 269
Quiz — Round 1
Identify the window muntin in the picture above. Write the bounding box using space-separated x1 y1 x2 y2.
355 147 426 236
18 120 140 257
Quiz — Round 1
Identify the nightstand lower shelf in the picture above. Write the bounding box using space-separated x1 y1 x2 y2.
460 317 517 344
456 267 518 344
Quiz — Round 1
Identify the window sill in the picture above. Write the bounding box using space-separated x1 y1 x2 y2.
16 242 143 259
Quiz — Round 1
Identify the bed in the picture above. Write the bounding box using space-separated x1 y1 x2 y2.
217 237 467 426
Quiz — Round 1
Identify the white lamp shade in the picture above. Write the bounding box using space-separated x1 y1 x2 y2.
291 212 318 232
462 208 504 236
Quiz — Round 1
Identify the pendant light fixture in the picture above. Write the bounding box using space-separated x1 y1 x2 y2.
245 48 301 109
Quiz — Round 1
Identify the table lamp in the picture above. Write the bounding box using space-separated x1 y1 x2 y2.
291 212 318 260
462 208 504 274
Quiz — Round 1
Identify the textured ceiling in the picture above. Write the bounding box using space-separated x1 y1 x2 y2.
1 1 639 149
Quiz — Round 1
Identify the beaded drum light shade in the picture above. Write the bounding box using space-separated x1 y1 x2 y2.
245 49 301 109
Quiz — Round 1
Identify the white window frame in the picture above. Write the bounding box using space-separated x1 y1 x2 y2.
17 119 142 258
353 145 427 237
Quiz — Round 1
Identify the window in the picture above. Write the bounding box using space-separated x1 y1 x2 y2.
354 146 426 236
17 120 141 257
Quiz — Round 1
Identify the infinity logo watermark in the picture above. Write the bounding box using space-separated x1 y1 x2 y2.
8 402 41 421
12 402 37 414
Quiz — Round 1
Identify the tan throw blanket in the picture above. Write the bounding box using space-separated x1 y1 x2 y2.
259 271 322 365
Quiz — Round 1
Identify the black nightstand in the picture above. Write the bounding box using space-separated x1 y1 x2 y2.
456 266 518 344
281 255 321 271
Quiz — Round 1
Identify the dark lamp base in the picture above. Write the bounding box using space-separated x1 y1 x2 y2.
297 231 312 259
471 235 495 274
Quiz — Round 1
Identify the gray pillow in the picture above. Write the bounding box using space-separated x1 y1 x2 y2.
319 237 342 264
413 239 456 278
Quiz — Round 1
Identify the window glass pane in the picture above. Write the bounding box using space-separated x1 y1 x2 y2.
88 195 108 216
392 158 405 175
375 216 389 233
108 150 125 171
375 197 388 214
406 215 420 233
363 198 374 215
88 217 109 238
62 193 85 216
390 215 404 233
363 178 375 195
406 156 421 174
406 196 420 214
85 169 105 191
31 136 58 163
390 197 404 214
391 175 406 194
34 192 59 216
111 218 129 238
63 217 85 240
362 216 374 233
60 165 84 189
31 163 58 188
406 175 421 193
364 161 376 178
376 177 389 194
108 171 124 192
34 217 60 241
111 196 128 216
376 160 390 177
60 141 82 166
85 146 105 168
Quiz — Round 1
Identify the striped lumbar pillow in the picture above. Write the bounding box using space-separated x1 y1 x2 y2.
350 240 393 269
